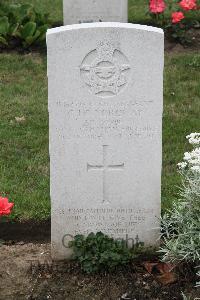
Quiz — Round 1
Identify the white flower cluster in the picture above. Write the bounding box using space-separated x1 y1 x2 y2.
177 133 200 173
186 132 200 146
177 162 187 169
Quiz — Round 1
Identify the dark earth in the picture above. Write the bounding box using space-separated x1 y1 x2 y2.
0 220 199 300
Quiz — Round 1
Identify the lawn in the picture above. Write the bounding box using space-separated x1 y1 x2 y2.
0 1 199 220
0 53 50 220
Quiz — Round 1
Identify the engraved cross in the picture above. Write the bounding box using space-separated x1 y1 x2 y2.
87 145 124 204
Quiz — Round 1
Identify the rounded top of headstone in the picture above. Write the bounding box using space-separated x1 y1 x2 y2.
47 22 164 37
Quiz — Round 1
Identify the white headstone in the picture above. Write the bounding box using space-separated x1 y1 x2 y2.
63 0 128 25
47 23 164 260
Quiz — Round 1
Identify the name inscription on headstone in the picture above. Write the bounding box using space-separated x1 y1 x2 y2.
52 98 157 140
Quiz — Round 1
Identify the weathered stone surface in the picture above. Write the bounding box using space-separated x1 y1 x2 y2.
47 23 164 260
63 0 128 25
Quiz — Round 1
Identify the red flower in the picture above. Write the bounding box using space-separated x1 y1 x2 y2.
172 11 185 23
149 0 166 13
0 197 14 216
179 0 197 11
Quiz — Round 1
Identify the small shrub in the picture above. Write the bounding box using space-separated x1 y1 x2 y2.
0 3 50 49
148 0 200 44
160 133 200 286
69 232 134 274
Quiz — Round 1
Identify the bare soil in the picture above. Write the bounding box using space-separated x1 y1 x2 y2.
0 221 199 300
0 219 51 244
165 28 200 54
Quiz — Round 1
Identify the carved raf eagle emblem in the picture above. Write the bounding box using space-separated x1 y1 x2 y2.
80 41 130 97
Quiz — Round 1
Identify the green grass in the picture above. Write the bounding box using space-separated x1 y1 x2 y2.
129 0 151 24
0 1 199 219
163 53 200 210
0 52 199 220
0 53 50 220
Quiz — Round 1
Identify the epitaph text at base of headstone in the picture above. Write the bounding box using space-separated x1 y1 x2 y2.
63 0 128 25
47 23 164 260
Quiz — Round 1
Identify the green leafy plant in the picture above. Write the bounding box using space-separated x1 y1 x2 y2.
69 232 134 274
0 3 50 49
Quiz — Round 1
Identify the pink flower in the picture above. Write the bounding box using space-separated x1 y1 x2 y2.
172 11 185 23
0 197 14 216
179 0 197 11
149 0 166 13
